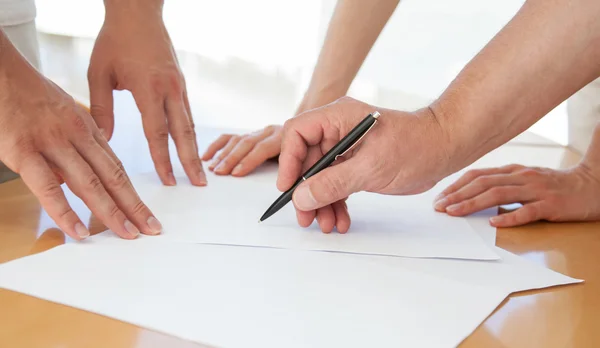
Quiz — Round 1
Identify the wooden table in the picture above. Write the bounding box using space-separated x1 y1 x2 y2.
0 96 598 347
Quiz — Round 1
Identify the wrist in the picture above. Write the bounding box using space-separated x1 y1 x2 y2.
297 85 348 116
413 106 458 181
104 0 163 23
579 124 600 178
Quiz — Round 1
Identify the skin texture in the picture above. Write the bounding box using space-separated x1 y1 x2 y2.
0 30 160 241
90 0 206 187
277 0 600 231
433 125 600 227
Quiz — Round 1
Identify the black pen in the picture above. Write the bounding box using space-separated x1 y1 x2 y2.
259 111 380 222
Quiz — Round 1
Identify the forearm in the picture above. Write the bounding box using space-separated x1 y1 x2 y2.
432 0 600 172
304 0 399 106
103 0 163 21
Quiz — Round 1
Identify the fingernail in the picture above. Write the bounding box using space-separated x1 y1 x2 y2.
232 164 243 176
99 128 107 139
490 216 503 225
434 198 448 211
74 222 90 239
434 193 445 202
124 220 140 238
214 163 225 174
198 171 208 185
146 216 162 235
167 172 176 186
209 159 220 170
446 203 461 213
293 185 317 210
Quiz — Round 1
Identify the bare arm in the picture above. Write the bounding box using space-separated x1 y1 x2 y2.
302 0 400 108
433 0 600 173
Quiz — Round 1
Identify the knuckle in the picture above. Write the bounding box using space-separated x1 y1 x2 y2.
57 207 74 221
108 204 121 218
253 142 268 153
519 168 541 179
107 165 130 189
462 199 475 210
238 137 255 147
71 113 90 134
130 200 148 216
167 70 184 94
507 163 524 171
176 126 196 141
184 157 203 169
40 181 63 200
89 104 110 117
488 187 506 200
472 176 490 187
149 128 170 143
526 204 543 221
324 174 345 199
465 169 482 179
85 173 105 193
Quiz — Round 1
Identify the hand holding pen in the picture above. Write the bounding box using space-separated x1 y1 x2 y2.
271 97 453 233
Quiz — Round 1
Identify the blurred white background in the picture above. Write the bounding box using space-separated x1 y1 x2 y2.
34 0 567 144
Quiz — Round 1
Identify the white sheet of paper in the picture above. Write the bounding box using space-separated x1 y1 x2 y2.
129 169 498 260
0 240 508 348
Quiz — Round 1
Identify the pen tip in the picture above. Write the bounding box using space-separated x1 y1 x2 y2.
258 219 262 224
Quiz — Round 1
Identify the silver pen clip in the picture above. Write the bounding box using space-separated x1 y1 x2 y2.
334 111 380 161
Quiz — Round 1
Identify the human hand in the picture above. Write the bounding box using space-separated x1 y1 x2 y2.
200 90 337 177
88 4 206 186
433 163 600 227
277 97 453 232
0 46 162 241
202 125 282 176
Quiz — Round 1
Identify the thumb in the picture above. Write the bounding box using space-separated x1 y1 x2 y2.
89 75 115 140
292 161 361 211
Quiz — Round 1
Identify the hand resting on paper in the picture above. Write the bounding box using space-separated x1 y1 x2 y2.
0 30 162 241
202 125 283 176
201 89 339 177
277 97 450 233
88 1 207 187
434 125 600 227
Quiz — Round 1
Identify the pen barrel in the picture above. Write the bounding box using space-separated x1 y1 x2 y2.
303 114 377 179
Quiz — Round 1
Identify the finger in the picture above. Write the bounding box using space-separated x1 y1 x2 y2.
434 173 528 212
296 208 316 228
316 205 336 233
134 92 176 186
209 136 241 171
293 160 362 211
88 73 115 140
489 202 546 227
332 200 351 233
278 113 329 191
19 154 89 240
214 134 266 175
166 96 206 186
73 135 162 236
202 134 232 161
232 135 282 177
444 185 534 217
436 164 525 200
44 145 139 239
